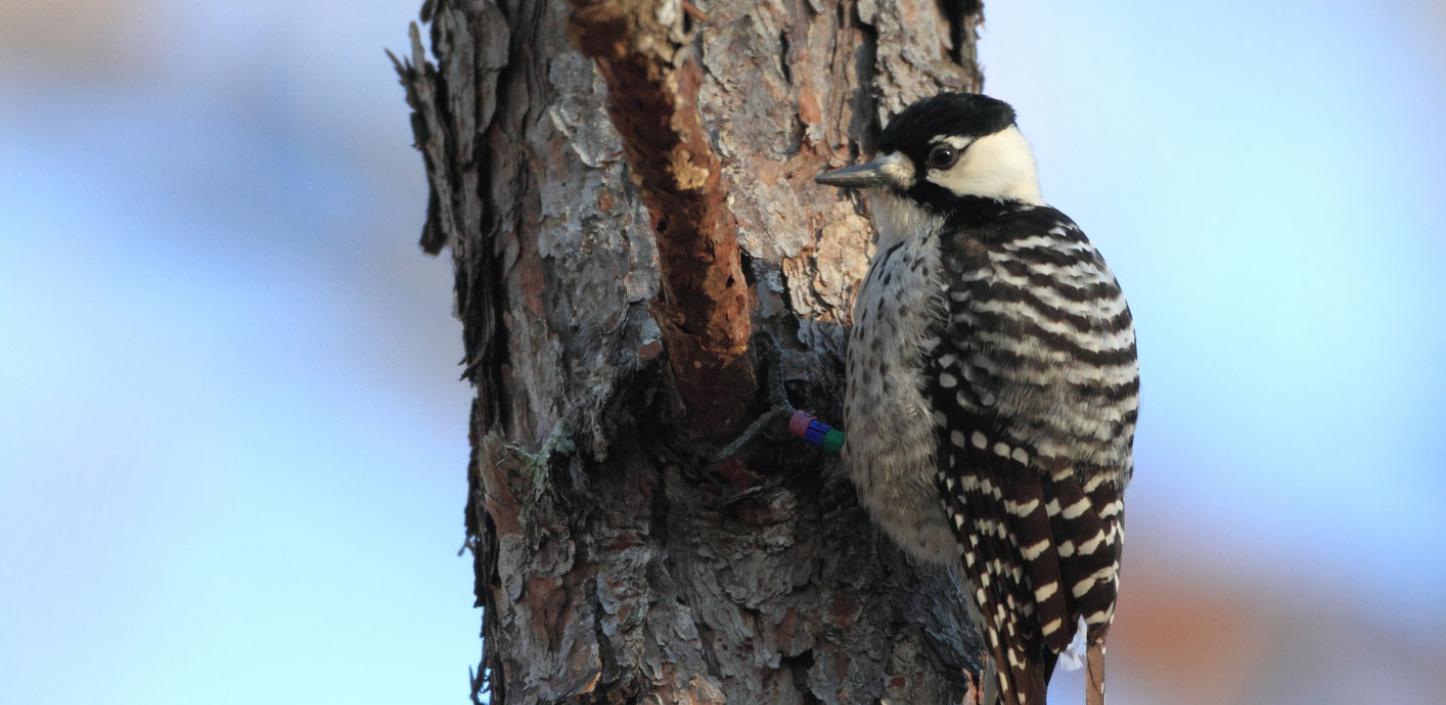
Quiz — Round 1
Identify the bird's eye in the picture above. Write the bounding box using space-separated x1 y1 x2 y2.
927 144 961 169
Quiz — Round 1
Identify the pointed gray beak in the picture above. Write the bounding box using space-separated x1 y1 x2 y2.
815 153 912 189
815 160 893 188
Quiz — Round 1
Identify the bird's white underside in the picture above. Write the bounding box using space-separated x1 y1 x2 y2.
843 222 959 565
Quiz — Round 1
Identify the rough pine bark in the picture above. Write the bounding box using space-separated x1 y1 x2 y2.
394 1 989 703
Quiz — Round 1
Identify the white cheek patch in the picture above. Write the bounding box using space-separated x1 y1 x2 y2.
924 126 1044 204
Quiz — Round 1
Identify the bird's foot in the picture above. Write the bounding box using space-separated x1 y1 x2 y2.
962 667 984 705
711 331 793 463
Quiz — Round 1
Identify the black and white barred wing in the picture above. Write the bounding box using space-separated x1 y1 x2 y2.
928 212 1136 705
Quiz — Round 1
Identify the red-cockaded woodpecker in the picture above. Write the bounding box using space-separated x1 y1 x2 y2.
817 93 1139 705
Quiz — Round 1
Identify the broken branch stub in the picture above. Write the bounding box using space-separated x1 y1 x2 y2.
567 0 755 439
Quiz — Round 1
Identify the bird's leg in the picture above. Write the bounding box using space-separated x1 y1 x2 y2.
962 667 981 705
980 655 999 705
711 331 793 462
1085 643 1106 705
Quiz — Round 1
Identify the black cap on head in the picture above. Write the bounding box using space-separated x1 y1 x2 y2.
814 92 1026 205
878 93 1017 154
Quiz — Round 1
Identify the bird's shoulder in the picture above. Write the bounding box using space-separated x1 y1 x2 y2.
934 201 1122 304
938 201 1094 259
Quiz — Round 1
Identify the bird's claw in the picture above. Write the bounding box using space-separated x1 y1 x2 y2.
711 330 794 462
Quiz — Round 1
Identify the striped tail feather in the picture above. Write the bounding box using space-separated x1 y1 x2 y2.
940 434 1055 705
1042 467 1124 642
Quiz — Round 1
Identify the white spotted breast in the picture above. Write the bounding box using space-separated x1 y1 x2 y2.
842 229 956 564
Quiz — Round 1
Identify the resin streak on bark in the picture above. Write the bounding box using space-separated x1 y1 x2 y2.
569 0 753 436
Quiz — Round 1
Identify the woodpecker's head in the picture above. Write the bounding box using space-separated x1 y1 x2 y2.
817 93 1043 234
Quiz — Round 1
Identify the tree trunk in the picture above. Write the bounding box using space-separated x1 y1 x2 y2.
394 1 988 702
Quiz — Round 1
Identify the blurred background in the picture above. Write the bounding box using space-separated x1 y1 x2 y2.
0 1 1442 704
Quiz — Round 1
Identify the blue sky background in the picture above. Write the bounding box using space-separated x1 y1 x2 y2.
983 0 1446 619
1 1 1442 704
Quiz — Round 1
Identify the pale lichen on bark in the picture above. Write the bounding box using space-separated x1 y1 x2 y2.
394 1 991 703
